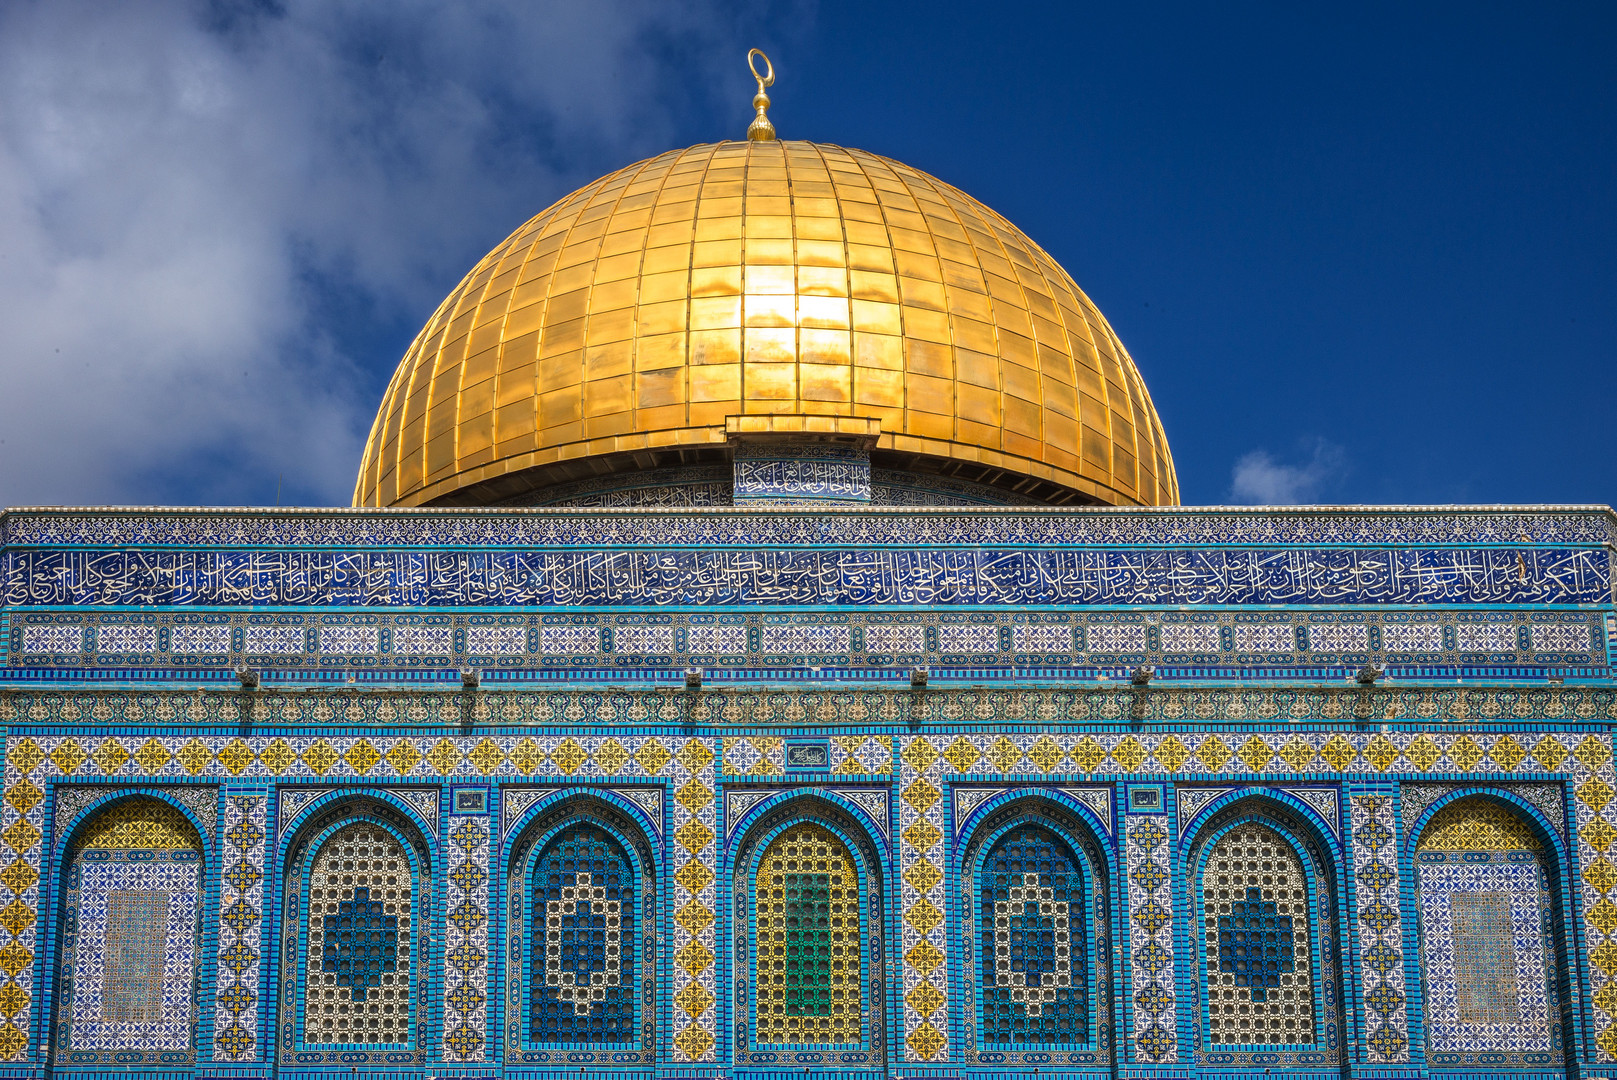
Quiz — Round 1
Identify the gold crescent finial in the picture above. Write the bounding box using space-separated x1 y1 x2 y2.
747 48 776 142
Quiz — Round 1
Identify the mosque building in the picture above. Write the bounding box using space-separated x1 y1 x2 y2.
1 49 1614 1080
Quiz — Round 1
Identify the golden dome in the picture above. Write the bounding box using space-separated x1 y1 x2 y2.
355 140 1178 507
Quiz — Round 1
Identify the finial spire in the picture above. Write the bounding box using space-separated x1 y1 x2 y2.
747 48 776 142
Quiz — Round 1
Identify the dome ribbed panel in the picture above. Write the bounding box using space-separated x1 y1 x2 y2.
355 141 1177 507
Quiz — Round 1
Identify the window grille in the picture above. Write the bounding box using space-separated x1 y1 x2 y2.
980 825 1085 1044
755 822 860 1046
1201 823 1313 1046
304 822 412 1046
531 824 636 1042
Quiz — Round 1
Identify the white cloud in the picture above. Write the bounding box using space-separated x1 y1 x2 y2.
0 0 779 506
1228 438 1347 505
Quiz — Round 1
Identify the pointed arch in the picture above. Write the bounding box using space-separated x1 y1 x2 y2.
505 791 657 1061
280 796 431 1063
1411 792 1568 1070
957 792 1113 1063
730 794 886 1064
53 795 207 1065
1183 793 1344 1067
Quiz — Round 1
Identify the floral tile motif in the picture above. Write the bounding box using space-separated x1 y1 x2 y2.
1349 792 1407 1062
1125 812 1175 1062
443 813 489 1061
94 625 157 654
213 794 266 1061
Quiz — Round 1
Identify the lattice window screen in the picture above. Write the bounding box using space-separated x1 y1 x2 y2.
1201 823 1314 1046
755 822 861 1046
532 824 636 1042
980 824 1085 1044
304 823 413 1046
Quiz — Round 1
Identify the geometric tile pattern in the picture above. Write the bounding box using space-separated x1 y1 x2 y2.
1568 737 1617 1062
0 720 1614 1062
1382 623 1444 652
1307 623 1369 653
1160 623 1221 653
213 793 267 1061
531 828 634 1042
1416 855 1556 1059
443 813 490 1061
1349 792 1408 1062
1232 624 1295 653
1126 811 1175 1062
1200 824 1312 1046
829 735 893 776
1457 623 1518 653
937 624 998 654
10 607 1607 673
667 739 717 1062
613 626 675 655
19 624 81 655
303 822 413 1046
755 823 860 1046
980 826 1083 1043
93 624 158 653
65 856 201 1054
897 737 948 1060
761 624 850 655
7 505 1609 549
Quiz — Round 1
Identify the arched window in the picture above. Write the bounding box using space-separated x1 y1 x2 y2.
754 822 862 1048
507 801 656 1062
293 817 420 1051
531 824 637 1043
1198 822 1315 1049
1415 797 1563 1068
969 817 1105 1056
55 798 205 1065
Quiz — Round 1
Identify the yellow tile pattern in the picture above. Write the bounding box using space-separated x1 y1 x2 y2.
354 140 1179 508
73 799 201 852
1416 797 1544 852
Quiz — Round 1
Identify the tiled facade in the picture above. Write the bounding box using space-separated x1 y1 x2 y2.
0 504 1614 1080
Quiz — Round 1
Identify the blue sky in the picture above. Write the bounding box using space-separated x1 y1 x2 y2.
0 0 1610 507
